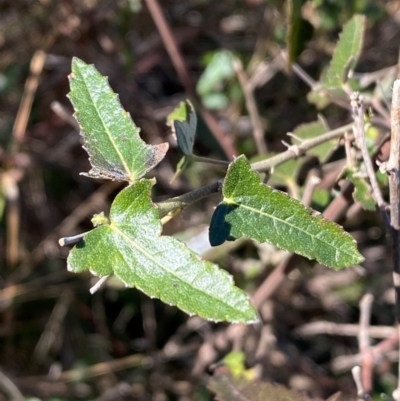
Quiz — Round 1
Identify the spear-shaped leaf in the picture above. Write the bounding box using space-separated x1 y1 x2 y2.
291 116 335 162
322 14 365 90
209 155 364 269
344 167 376 211
308 14 365 108
67 179 258 323
68 57 168 183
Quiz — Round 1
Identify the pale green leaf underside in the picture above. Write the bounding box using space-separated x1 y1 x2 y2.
344 168 376 211
268 158 300 188
323 14 365 89
197 50 235 96
68 58 168 182
68 180 257 323
209 155 364 269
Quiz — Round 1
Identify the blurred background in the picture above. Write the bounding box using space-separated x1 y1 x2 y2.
1 0 400 400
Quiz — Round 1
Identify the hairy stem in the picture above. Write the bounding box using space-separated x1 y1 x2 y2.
157 122 354 216
351 92 389 225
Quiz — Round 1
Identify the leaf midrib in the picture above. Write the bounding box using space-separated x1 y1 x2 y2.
225 197 354 260
78 66 132 180
111 225 241 313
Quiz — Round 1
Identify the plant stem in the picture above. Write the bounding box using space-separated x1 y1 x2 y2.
157 122 354 216
291 62 317 90
387 79 400 401
251 122 353 172
157 181 221 217
351 92 389 225
190 155 230 166
233 57 267 154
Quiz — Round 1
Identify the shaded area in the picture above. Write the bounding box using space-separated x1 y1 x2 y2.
209 203 238 246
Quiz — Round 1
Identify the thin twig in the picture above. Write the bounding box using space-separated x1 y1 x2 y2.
157 181 221 217
233 57 267 154
296 321 396 339
26 181 121 272
22 354 149 382
359 294 373 353
358 294 374 395
352 366 371 401
332 334 399 374
351 92 389 226
10 50 46 154
251 123 354 172
0 370 24 401
157 123 353 216
247 52 286 92
190 155 230 166
291 62 318 90
289 58 350 110
90 275 110 294
51 101 80 130
387 79 400 401
5 51 46 268
344 131 354 168
33 289 73 362
301 170 321 207
4 171 20 268
142 1 193 93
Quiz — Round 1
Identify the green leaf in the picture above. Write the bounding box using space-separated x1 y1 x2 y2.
67 179 257 323
167 101 187 122
344 168 376 211
286 0 314 67
307 87 330 109
209 155 364 269
202 92 229 110
308 15 365 108
292 116 336 162
197 50 235 96
169 101 197 156
268 158 300 186
322 14 365 90
311 189 330 210
68 57 168 183
223 351 248 379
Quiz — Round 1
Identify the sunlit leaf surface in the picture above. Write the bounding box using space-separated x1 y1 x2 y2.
209 155 364 269
69 58 168 183
68 180 258 323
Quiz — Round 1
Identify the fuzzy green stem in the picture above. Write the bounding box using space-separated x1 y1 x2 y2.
190 154 230 166
157 122 354 216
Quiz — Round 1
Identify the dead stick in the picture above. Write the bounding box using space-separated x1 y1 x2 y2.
6 51 46 268
358 294 374 395
10 50 46 154
233 57 267 154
